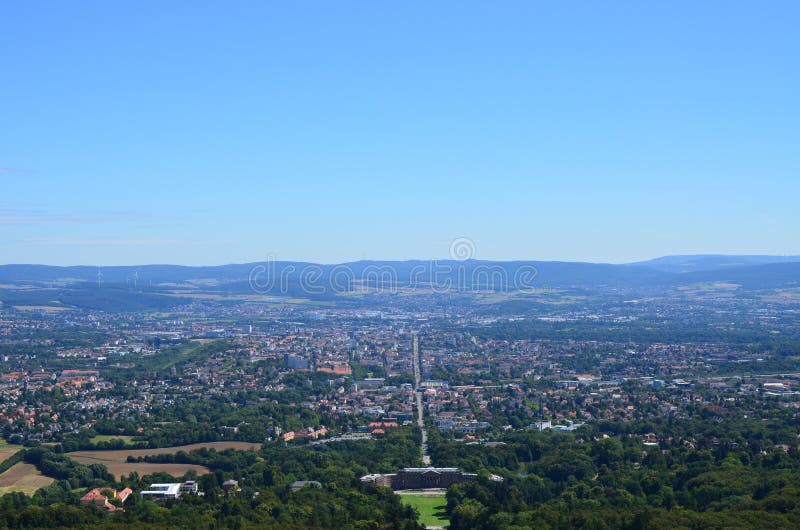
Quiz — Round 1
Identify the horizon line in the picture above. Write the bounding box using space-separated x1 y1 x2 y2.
3 253 800 269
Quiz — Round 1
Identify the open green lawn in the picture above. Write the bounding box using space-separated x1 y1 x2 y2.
91 435 135 445
399 494 449 528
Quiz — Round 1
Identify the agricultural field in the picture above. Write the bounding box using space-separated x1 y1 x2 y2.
0 441 22 465
398 492 449 529
67 441 262 479
0 462 55 495
73 460 210 480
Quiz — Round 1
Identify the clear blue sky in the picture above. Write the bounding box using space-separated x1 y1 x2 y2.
2 1 798 265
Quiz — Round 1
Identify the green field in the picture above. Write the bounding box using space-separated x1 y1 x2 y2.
399 494 449 528
91 435 135 445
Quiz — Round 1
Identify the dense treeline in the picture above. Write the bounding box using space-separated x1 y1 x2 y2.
23 447 114 488
0 427 424 529
58 387 343 450
134 427 422 480
0 480 422 529
429 419 800 529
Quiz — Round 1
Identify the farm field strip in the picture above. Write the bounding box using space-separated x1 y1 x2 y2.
0 462 55 495
68 440 262 462
79 461 211 480
0 447 22 465
66 441 262 479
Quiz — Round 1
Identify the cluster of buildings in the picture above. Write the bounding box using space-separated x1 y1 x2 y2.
281 426 329 442
80 487 132 512
1 288 799 449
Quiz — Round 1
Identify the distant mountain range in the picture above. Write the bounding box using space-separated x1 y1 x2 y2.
0 255 798 311
1 255 799 289
629 254 800 273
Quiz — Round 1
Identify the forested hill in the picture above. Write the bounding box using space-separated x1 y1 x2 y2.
1 255 799 292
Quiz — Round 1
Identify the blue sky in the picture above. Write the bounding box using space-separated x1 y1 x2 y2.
1 1 798 265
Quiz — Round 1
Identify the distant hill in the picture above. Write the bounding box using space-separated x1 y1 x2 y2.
0 263 276 285
674 261 800 290
629 254 800 273
0 260 668 290
1 256 799 311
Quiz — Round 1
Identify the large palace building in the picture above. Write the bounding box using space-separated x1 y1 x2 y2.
360 467 479 490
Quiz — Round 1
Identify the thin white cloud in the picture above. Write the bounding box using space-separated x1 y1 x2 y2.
0 207 152 225
0 167 28 175
21 238 238 246
0 213 85 224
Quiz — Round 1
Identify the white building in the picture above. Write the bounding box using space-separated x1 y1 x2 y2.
140 483 182 500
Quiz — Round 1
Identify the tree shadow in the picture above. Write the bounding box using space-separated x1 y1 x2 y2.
433 504 449 519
